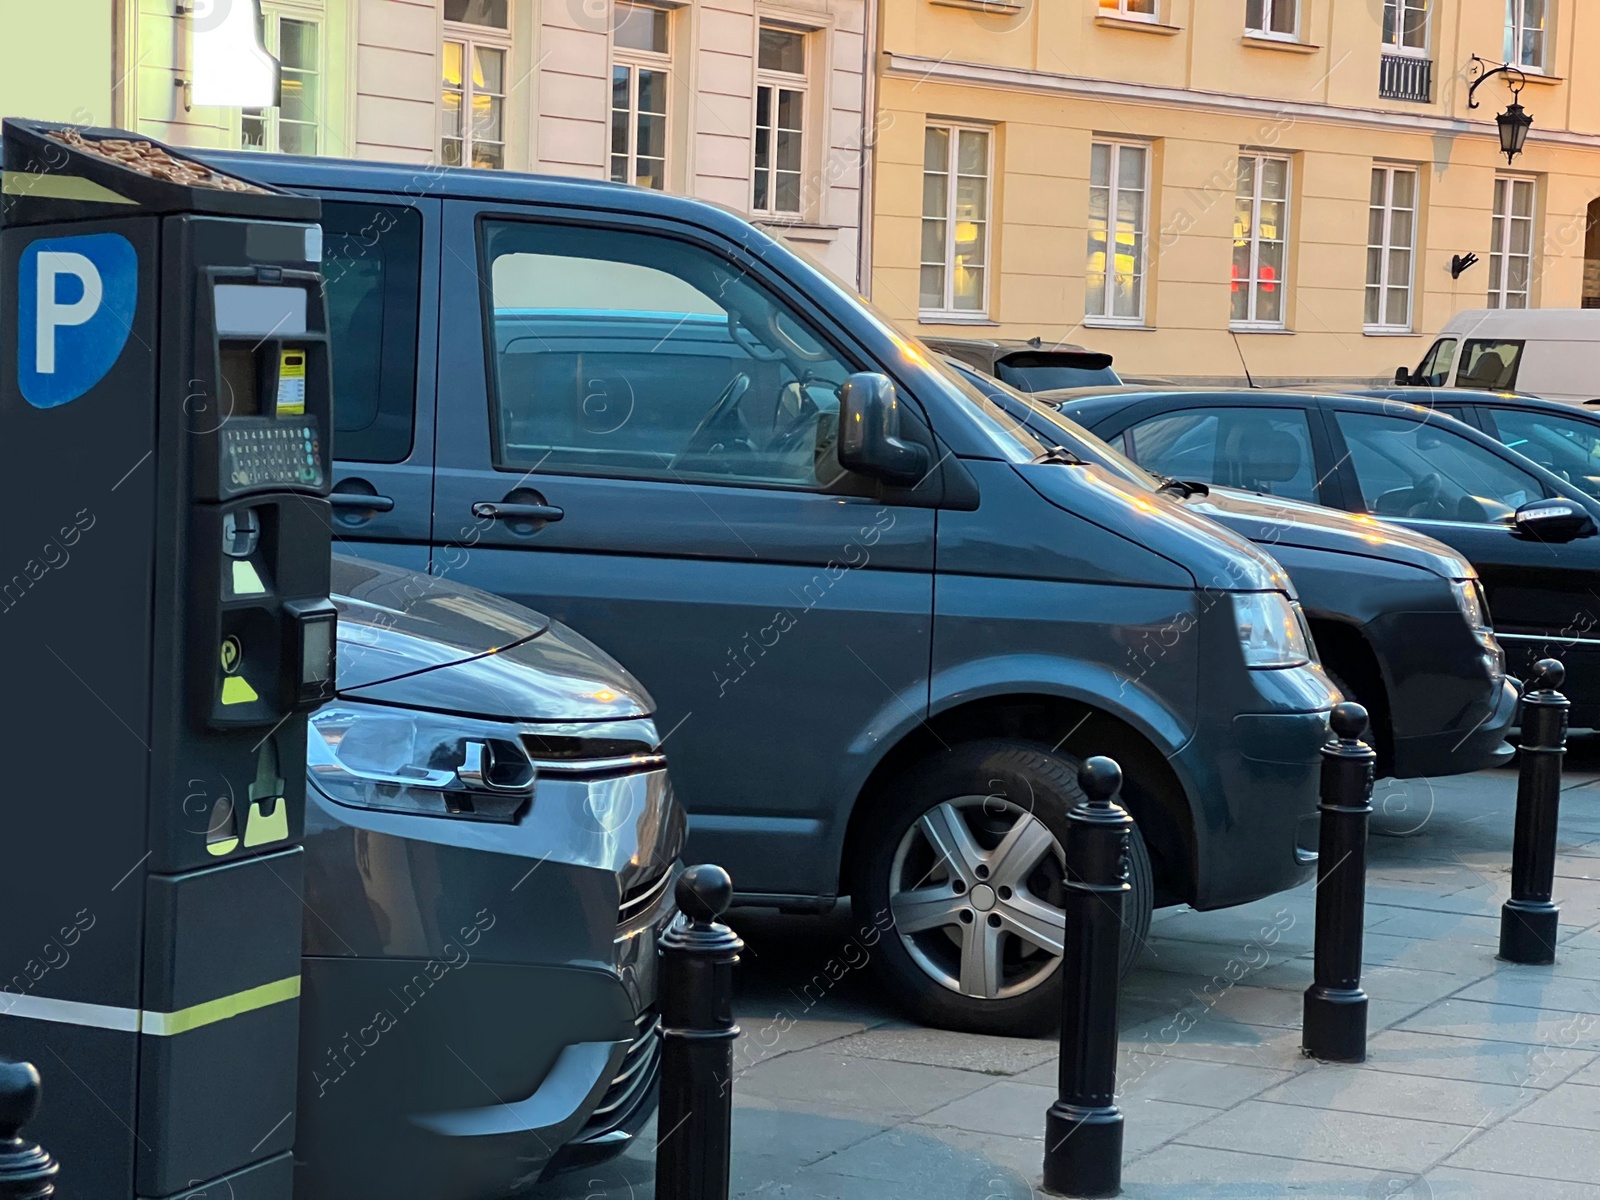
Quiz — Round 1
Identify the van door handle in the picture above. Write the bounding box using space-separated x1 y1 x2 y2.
329 492 396 513
472 501 565 523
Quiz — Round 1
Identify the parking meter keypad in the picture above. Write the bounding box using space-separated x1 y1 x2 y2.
222 421 323 492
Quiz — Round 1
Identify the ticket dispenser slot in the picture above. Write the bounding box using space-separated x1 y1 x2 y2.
0 118 333 1200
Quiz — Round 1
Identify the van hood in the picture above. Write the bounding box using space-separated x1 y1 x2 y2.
1189 489 1474 579
330 554 652 721
1017 463 1294 595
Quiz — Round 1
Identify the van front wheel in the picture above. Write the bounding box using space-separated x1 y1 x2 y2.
853 740 1153 1036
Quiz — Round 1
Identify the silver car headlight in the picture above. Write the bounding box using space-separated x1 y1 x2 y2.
1233 591 1313 669
308 701 535 822
1449 578 1491 631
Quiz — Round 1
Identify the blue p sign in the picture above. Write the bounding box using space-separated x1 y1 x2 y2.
18 232 138 409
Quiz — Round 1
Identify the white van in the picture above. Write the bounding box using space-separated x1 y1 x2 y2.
1396 309 1600 404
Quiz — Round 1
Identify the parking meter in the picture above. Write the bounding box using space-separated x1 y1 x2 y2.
0 119 334 1199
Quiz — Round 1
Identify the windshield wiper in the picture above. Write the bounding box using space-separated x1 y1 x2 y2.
1154 475 1210 498
1032 445 1084 466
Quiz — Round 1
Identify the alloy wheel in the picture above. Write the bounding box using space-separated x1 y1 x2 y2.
887 795 1066 1000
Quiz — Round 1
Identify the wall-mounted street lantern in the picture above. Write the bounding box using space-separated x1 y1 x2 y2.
1468 56 1534 165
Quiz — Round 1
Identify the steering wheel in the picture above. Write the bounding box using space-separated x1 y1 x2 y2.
1404 472 1451 520
670 373 752 469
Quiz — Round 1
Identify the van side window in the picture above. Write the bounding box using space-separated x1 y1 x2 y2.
480 220 855 489
1125 407 1319 503
320 201 423 463
1335 410 1546 523
1455 338 1524 391
1415 337 1457 387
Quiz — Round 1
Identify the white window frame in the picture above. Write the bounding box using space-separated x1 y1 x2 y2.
240 4 324 155
610 3 673 191
1099 0 1159 22
1381 0 1430 55
1366 164 1419 333
751 22 810 218
1489 174 1538 310
1085 139 1151 328
1505 0 1552 73
1231 152 1292 331
920 122 993 320
441 6 512 170
1245 0 1299 41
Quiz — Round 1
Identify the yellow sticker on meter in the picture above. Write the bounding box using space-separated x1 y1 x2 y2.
276 349 307 417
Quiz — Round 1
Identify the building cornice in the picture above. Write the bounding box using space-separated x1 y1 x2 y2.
883 52 1600 154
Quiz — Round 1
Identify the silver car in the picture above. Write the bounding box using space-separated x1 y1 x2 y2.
292 555 685 1199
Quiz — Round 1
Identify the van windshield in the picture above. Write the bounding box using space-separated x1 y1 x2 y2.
944 362 1160 488
789 254 1049 464
1414 337 1457 386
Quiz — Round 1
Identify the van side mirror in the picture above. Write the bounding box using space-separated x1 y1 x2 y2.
1512 498 1597 543
838 372 930 486
1393 366 1413 386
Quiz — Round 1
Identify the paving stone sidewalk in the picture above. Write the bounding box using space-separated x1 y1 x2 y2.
535 748 1600 1199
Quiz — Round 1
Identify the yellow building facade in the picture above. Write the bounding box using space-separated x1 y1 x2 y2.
870 0 1600 384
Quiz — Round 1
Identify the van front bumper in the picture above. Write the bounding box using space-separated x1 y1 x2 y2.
1174 700 1331 912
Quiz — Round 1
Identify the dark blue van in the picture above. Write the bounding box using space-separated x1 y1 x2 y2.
208 153 1337 1035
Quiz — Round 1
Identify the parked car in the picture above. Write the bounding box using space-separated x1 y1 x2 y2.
1393 308 1600 403
210 151 1337 1037
951 363 1516 778
1048 387 1600 730
297 555 685 1200
923 334 1122 391
1343 386 1600 504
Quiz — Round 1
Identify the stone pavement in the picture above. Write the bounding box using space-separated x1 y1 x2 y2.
534 744 1600 1199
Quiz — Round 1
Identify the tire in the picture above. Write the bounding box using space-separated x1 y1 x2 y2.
852 739 1154 1036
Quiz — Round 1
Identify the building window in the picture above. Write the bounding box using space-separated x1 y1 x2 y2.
442 0 510 169
752 25 808 215
1086 141 1148 325
242 13 320 155
921 124 991 316
1099 0 1157 19
1232 153 1290 328
1505 0 1551 72
1366 166 1418 331
1382 0 1429 52
611 2 670 190
1246 0 1297 38
1489 175 1536 309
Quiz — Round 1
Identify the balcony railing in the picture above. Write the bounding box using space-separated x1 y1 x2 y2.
1380 53 1433 103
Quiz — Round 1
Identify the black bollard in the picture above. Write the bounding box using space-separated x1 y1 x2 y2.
655 864 743 1200
1303 702 1376 1064
1042 756 1131 1199
1500 659 1569 965
0 1061 57 1199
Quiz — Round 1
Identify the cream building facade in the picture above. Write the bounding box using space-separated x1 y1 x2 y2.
89 0 869 282
92 0 870 283
871 0 1600 384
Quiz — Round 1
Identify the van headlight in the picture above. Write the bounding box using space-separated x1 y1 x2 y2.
307 702 535 822
1233 591 1312 669
1450 578 1491 631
